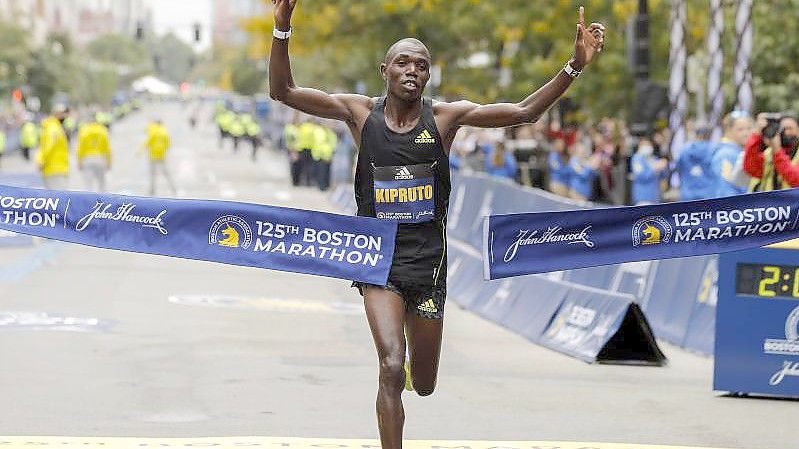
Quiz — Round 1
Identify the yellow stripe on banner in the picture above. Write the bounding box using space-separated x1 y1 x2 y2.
0 437 736 449
768 238 799 250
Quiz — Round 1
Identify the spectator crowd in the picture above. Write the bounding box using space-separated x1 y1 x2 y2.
445 109 793 205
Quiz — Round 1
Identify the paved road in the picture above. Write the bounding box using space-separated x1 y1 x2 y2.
0 103 796 449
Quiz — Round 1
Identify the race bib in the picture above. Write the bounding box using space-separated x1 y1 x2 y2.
373 163 436 223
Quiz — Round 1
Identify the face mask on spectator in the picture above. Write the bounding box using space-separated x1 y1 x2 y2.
781 130 799 151
638 145 654 156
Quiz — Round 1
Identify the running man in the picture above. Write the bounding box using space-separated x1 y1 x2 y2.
269 1 605 446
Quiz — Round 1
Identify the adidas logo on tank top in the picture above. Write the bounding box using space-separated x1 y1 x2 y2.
414 129 436 144
394 166 414 180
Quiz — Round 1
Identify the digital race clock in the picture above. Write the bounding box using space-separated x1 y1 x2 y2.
736 263 799 299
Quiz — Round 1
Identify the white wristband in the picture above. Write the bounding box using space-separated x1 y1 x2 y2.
563 61 582 78
273 27 292 40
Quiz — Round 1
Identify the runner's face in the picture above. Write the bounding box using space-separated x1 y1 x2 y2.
382 47 430 101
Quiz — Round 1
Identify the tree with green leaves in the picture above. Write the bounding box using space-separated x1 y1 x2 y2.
149 33 197 85
84 34 153 105
231 52 267 96
0 21 32 100
246 0 795 120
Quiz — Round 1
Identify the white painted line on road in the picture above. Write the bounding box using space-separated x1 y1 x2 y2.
274 191 292 201
168 295 364 315
0 311 114 332
0 437 737 449
220 186 238 198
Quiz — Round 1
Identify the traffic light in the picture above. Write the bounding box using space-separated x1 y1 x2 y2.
630 80 669 137
136 21 144 40
193 23 201 42
11 89 23 103
626 12 650 80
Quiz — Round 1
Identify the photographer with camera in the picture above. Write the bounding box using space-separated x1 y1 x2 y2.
744 113 799 191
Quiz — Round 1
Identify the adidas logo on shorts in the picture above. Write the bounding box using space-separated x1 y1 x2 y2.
414 129 436 144
417 298 438 314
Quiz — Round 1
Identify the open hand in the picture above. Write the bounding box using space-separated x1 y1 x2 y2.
573 6 605 70
272 0 298 30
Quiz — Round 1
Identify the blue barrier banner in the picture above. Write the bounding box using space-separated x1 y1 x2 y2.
0 185 397 284
538 288 633 363
0 174 41 248
640 257 710 346
484 189 799 279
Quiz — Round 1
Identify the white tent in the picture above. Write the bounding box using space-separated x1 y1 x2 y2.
131 76 177 95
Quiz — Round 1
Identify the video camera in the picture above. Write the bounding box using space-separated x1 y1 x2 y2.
761 113 782 139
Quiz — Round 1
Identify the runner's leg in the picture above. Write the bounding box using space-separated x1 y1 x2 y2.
405 313 443 396
363 287 407 449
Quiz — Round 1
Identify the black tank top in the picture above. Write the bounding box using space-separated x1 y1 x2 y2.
355 97 450 287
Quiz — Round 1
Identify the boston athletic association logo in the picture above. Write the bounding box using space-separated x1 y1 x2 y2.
209 215 253 250
767 306 799 386
632 216 672 247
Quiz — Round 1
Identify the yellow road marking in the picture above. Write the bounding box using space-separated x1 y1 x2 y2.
0 437 736 449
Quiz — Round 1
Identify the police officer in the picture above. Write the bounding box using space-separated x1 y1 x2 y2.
19 119 38 161
244 116 262 161
284 118 302 185
228 114 246 153
311 123 336 190
296 119 318 186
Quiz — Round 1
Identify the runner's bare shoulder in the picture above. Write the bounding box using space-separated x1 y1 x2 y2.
330 94 375 125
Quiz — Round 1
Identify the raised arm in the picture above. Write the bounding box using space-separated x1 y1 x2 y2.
441 7 605 130
268 0 369 124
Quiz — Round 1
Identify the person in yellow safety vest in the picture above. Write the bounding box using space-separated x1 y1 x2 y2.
312 125 337 191
63 110 77 143
284 122 299 151
284 122 302 185
77 115 112 192
228 114 246 153
19 120 38 161
96 111 113 131
36 107 70 190
144 120 177 196
216 110 235 149
246 119 262 162
296 121 318 186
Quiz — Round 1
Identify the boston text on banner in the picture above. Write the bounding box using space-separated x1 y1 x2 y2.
484 189 799 280
0 185 397 285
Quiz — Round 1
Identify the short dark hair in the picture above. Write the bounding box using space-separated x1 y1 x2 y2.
384 38 431 65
